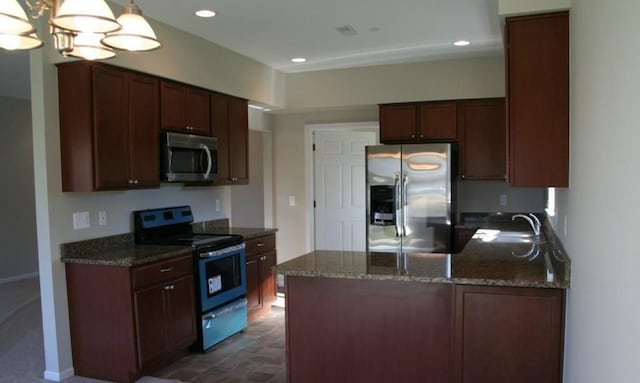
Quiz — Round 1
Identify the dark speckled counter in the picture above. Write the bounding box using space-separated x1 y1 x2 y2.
276 213 570 289
61 219 277 267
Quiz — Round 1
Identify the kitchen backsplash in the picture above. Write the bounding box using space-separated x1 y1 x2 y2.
457 180 545 217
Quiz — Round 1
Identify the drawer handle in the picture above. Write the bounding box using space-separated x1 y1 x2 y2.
160 268 173 273
257 243 264 247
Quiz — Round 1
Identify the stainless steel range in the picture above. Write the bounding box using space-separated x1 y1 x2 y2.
134 206 247 352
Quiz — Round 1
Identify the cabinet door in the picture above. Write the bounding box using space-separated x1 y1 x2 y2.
92 65 129 190
210 92 230 184
134 284 168 368
186 88 211 136
228 97 249 184
379 104 417 143
454 285 564 383
160 81 187 133
506 12 569 187
259 251 277 306
419 102 458 140
245 258 260 313
128 73 160 187
166 275 197 350
459 99 506 180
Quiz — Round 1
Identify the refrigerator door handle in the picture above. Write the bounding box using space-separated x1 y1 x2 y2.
394 173 403 237
402 174 409 236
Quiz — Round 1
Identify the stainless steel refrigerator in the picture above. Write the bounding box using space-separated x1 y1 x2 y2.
366 143 456 253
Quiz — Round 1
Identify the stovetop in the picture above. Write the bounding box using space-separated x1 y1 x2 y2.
133 206 243 249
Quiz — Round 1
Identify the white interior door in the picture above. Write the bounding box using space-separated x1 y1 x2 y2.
314 130 377 251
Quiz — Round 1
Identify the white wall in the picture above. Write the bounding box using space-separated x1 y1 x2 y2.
231 130 266 227
0 96 38 281
562 1 640 382
499 0 571 17
284 56 504 110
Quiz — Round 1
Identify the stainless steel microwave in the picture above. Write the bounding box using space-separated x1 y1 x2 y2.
161 131 217 182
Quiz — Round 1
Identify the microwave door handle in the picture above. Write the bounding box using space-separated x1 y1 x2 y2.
167 150 174 179
201 144 212 179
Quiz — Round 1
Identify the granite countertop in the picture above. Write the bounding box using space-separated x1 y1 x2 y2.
61 219 278 267
276 213 570 289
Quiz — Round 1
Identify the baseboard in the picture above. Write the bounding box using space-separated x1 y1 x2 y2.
44 367 74 382
0 272 39 285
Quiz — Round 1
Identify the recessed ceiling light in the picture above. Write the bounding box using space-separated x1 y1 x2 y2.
291 57 307 63
195 9 216 18
454 40 471 47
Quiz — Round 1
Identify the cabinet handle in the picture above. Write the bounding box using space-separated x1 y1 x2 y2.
164 284 175 291
128 180 133 184
411 134 415 139
133 180 138 184
419 134 424 139
160 268 173 273
257 243 264 247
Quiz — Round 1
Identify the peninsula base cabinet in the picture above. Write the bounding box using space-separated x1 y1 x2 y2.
454 285 565 383
285 276 565 383
65 255 197 383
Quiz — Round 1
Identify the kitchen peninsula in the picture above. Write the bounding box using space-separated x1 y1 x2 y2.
277 213 570 383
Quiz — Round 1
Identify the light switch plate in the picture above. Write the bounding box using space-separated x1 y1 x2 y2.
499 194 508 207
73 211 90 230
98 211 107 226
289 195 296 207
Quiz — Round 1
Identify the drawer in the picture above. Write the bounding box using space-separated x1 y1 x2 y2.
132 255 193 290
245 234 276 258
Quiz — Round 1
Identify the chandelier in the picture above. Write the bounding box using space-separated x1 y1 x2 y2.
0 0 161 60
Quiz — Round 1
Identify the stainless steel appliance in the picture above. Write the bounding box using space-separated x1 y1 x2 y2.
160 131 217 182
366 143 456 253
134 206 247 351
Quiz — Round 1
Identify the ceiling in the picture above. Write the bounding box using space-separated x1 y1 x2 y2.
0 0 503 99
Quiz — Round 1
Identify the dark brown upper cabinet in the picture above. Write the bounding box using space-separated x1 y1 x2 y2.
160 80 211 136
505 12 569 187
379 101 457 143
58 62 160 192
458 98 506 180
210 92 249 185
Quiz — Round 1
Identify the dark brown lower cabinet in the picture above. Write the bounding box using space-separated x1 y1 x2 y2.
285 277 566 383
454 285 565 383
286 276 454 383
245 234 277 322
66 255 196 383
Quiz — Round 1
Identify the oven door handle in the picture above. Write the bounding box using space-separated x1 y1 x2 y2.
199 243 245 259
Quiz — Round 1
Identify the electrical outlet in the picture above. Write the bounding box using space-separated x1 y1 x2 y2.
289 195 296 207
563 216 568 237
98 211 107 226
72 211 90 230
215 199 221 212
499 194 508 207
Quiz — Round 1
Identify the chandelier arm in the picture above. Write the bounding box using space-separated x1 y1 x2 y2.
23 0 56 19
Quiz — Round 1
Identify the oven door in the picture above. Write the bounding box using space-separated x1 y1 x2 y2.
197 243 246 313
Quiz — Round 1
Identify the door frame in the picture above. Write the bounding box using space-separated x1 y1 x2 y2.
304 122 379 252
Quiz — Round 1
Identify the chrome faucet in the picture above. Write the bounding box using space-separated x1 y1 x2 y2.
512 213 542 239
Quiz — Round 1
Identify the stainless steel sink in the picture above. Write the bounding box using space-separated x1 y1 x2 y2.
472 229 545 244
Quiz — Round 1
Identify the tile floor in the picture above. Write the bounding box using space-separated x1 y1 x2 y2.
155 308 286 383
